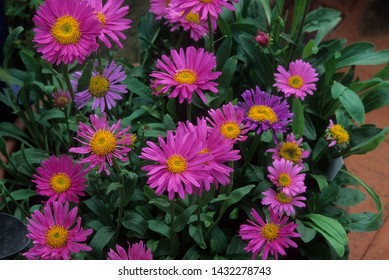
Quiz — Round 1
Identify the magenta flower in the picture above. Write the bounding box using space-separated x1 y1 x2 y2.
86 0 132 49
274 59 319 100
140 130 213 200
267 158 306 196
150 46 221 104
206 102 250 142
255 29 270 47
176 118 241 193
239 208 300 260
32 155 87 203
267 133 310 167
107 241 153 260
52 90 72 109
325 119 350 148
150 0 170 20
23 202 92 260
262 188 306 216
33 0 101 65
72 61 127 112
70 113 131 175
237 86 293 136
172 0 236 21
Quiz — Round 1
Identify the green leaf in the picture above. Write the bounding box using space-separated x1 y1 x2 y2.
77 60 93 92
290 0 309 41
344 212 379 232
362 87 389 113
336 47 389 69
292 98 304 138
124 76 153 101
122 212 148 237
226 184 256 207
189 224 207 249
303 113 316 140
0 122 32 147
0 136 8 160
334 188 366 207
213 56 238 107
19 51 41 80
148 220 170 238
37 109 65 127
302 39 316 58
83 197 113 227
89 226 115 256
216 36 232 70
349 125 389 155
10 189 36 201
175 205 198 232
3 26 24 68
374 62 389 80
296 219 316 243
210 225 227 254
309 173 328 191
106 182 123 195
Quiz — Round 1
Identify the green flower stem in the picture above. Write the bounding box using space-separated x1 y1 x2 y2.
141 27 160 67
61 63 74 98
207 16 214 53
169 199 176 258
112 157 125 236
0 181 30 217
64 106 73 148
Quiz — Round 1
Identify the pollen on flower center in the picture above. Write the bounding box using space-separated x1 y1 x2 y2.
330 124 349 144
89 75 110 98
96 12 106 26
279 142 302 164
51 15 81 45
220 121 241 140
90 130 117 156
261 223 279 241
50 173 71 194
248 105 278 123
185 12 200 24
200 0 213 3
276 192 293 204
288 75 304 89
46 225 69 248
278 172 291 187
166 154 187 174
174 69 197 85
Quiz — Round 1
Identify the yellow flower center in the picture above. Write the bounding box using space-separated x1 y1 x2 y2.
50 173 71 194
200 0 213 3
278 172 292 187
55 96 70 108
261 223 279 241
90 130 117 156
46 225 69 249
165 0 171 6
330 124 349 145
174 69 197 85
51 15 81 45
276 192 293 204
96 12 106 26
220 121 241 140
166 154 187 174
185 12 200 24
278 142 303 164
248 105 278 123
130 134 137 147
89 75 110 98
288 75 304 89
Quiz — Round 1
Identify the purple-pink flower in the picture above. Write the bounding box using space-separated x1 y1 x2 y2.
32 155 87 203
255 29 270 47
70 113 131 175
150 0 170 20
52 90 72 109
262 188 306 216
33 0 101 65
150 46 221 104
171 0 236 21
23 202 93 260
274 59 319 100
325 119 350 148
239 208 300 260
107 241 153 260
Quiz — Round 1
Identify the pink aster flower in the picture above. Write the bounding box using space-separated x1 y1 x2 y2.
166 3 210 41
171 0 236 21
267 158 306 196
239 208 300 260
267 133 310 168
70 113 131 175
262 188 306 216
107 241 153 260
176 118 241 193
86 0 132 49
140 130 213 200
23 201 93 260
274 59 319 100
325 119 350 148
72 61 127 112
150 0 170 20
52 90 72 109
33 0 101 65
237 86 293 136
206 102 250 142
150 46 221 104
32 155 87 203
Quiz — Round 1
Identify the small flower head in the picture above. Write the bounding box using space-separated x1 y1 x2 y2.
72 61 127 112
33 155 87 203
86 0 132 49
52 90 72 109
33 0 101 65
150 46 221 104
262 188 306 216
267 133 310 167
140 130 213 199
255 29 270 47
206 102 250 142
107 241 153 260
274 59 319 100
23 202 93 260
70 113 131 175
325 119 350 148
239 208 300 260
237 86 293 136
267 158 306 196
